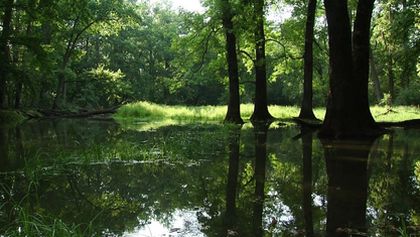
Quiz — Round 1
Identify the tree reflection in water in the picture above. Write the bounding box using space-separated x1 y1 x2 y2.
0 120 419 236
252 122 269 237
224 125 241 236
321 137 377 237
301 127 315 237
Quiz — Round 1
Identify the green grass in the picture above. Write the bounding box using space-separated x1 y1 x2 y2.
114 101 420 124
1 182 96 237
2 208 94 237
370 105 420 122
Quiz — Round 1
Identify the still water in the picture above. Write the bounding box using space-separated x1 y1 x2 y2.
0 119 419 236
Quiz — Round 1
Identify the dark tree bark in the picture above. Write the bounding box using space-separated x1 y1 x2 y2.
322 138 376 237
221 0 243 124
352 0 378 126
298 0 317 120
14 80 23 109
0 126 9 172
0 0 14 109
319 0 382 138
250 0 273 122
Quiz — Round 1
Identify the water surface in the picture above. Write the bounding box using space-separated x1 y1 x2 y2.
0 119 419 236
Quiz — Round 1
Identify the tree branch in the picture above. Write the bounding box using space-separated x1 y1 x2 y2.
265 38 303 60
239 80 256 85
239 50 255 63
193 26 221 73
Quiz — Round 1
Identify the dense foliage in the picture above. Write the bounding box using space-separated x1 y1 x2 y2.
0 0 418 110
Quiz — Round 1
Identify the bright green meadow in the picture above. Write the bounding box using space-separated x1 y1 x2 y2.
114 101 420 123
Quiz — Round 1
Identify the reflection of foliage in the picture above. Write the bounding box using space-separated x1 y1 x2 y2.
0 120 419 236
368 131 420 236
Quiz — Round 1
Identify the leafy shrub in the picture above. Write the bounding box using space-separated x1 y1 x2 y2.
73 65 132 108
395 81 420 106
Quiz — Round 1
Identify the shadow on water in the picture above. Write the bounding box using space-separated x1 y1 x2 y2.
0 119 419 236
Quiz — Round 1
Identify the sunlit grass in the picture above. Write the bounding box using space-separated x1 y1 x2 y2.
115 101 419 124
115 101 226 122
370 105 420 122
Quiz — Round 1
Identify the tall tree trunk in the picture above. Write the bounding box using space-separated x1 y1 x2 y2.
222 0 243 124
250 0 273 122
387 56 395 103
0 126 9 172
298 0 317 120
319 0 381 138
14 80 23 109
53 52 71 109
13 34 22 109
369 48 383 102
386 6 395 104
53 66 68 109
0 0 14 109
352 0 378 127
15 20 33 109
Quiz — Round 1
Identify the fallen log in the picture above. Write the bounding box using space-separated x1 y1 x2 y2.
378 119 420 129
293 117 420 129
39 106 120 118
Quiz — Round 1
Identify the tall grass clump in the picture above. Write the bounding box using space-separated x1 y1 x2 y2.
115 101 227 122
2 208 94 237
1 183 96 237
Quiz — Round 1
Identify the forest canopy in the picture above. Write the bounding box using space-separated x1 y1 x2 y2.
0 0 418 110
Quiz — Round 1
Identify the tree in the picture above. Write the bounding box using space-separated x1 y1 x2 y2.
52 0 124 109
319 0 382 138
298 0 317 120
250 0 273 122
371 0 419 105
0 0 14 108
221 0 244 124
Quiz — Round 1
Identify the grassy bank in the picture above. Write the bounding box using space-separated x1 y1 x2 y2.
114 101 420 124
